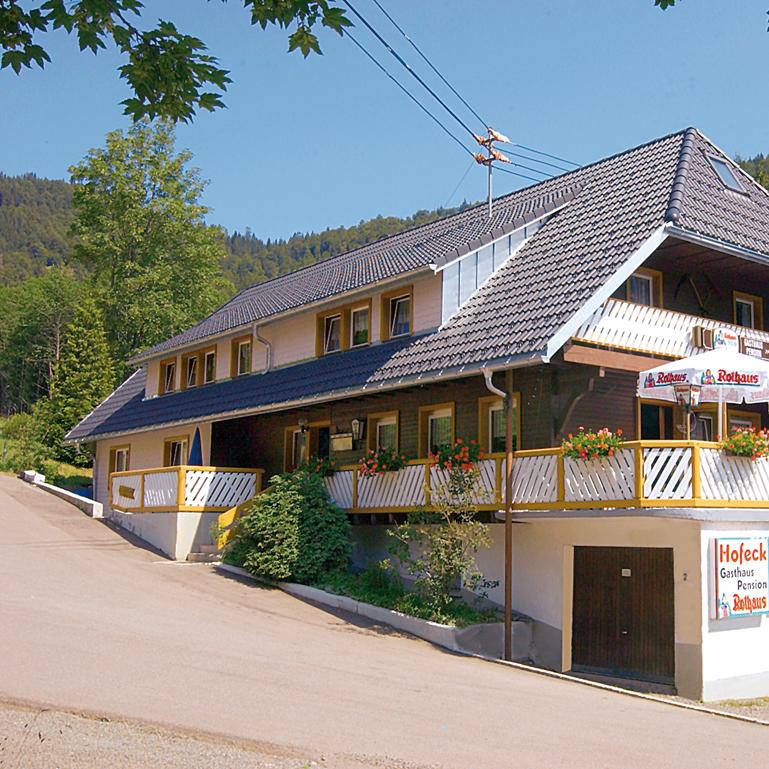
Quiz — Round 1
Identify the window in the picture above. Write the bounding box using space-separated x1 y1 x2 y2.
418 402 454 457
163 436 188 467
612 267 663 308
693 413 714 442
203 350 216 384
230 335 252 377
183 354 198 389
734 292 763 330
728 410 761 434
159 358 177 394
389 295 411 337
108 445 130 474
351 306 370 347
324 314 342 353
291 429 307 470
367 411 399 451
478 395 519 453
708 155 745 193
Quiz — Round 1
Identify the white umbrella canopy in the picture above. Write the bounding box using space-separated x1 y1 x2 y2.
638 348 769 439
638 348 769 405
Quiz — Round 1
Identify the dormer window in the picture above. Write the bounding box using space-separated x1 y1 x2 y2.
324 314 342 353
159 358 177 395
708 155 745 193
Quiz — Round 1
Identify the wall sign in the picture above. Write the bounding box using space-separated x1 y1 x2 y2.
712 537 769 619
693 326 769 360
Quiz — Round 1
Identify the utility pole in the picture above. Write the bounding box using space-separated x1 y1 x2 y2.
474 127 512 219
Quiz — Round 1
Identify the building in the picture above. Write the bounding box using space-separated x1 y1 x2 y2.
68 127 769 700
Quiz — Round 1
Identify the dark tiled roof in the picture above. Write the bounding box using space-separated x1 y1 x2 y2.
131 184 586 362
67 336 417 441
71 127 769 441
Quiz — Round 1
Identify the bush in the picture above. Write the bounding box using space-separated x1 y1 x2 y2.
225 469 351 584
388 467 496 612
0 414 52 473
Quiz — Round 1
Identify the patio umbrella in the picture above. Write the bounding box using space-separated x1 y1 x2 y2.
638 348 769 439
188 427 203 466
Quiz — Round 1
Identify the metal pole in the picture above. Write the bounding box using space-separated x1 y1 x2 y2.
487 128 493 219
504 368 514 661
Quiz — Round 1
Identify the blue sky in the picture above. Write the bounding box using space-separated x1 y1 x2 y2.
1 1 768 239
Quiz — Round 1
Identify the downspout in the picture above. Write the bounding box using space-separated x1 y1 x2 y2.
253 325 272 374
482 365 514 662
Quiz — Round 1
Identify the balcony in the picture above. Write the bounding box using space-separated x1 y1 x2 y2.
324 442 769 514
110 465 263 513
573 298 769 360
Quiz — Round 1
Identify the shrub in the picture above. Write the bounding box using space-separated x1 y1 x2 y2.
388 467 496 611
721 427 769 460
359 447 409 477
225 469 351 583
0 414 52 473
562 426 624 460
298 454 337 477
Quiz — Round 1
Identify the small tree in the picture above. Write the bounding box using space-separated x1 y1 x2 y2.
227 469 351 583
388 467 495 612
34 295 114 465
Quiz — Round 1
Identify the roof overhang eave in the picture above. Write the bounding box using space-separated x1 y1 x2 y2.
66 350 547 444
666 225 769 268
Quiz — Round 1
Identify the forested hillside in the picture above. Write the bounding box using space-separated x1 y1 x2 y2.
0 173 470 291
0 173 75 285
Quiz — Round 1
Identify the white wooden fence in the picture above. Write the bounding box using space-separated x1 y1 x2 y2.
110 466 263 513
323 442 769 514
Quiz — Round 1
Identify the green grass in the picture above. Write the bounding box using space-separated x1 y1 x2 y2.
0 436 92 488
313 564 500 628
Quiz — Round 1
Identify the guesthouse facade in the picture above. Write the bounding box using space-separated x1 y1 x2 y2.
68 128 769 700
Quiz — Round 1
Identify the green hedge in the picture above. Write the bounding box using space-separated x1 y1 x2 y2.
223 469 351 584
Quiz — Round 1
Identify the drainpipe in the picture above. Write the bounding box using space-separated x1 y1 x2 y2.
253 325 272 374
482 366 514 662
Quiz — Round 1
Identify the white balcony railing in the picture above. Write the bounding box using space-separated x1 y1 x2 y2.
324 443 769 513
110 465 263 513
573 298 769 359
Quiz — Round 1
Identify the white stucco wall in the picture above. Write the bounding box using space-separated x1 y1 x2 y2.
699 523 769 701
94 422 212 508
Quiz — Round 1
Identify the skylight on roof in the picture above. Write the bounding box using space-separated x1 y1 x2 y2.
707 155 745 193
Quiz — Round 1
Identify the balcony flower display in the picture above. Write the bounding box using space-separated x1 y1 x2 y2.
720 427 769 461
299 455 337 477
359 447 409 477
430 438 483 472
562 426 624 460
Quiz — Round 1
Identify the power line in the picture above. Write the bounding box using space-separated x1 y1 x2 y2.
493 164 543 184
505 150 571 173
346 32 548 187
368 0 488 128
444 158 475 208
514 143 580 167
345 31 473 159
341 0 479 139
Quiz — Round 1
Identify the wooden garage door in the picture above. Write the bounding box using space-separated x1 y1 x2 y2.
572 546 675 683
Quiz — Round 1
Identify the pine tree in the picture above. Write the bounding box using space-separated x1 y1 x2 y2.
34 295 115 465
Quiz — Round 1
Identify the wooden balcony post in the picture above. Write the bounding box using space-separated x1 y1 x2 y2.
352 468 359 511
177 467 186 510
556 454 565 504
691 444 701 501
139 472 146 512
634 445 645 502
424 462 432 507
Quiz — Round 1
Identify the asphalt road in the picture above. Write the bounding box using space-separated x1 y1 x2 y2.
0 476 766 769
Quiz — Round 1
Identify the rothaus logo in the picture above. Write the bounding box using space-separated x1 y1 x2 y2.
644 372 688 388
715 369 760 386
